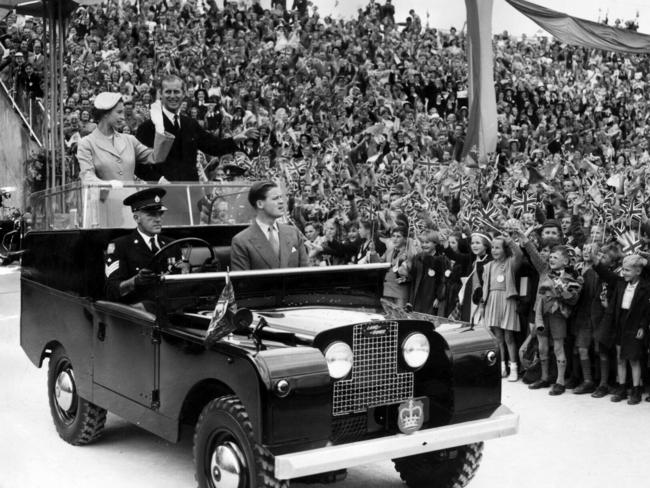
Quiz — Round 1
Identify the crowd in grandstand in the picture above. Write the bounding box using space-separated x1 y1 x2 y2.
3 0 650 401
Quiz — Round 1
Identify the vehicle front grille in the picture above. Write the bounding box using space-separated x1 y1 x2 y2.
332 321 413 416
331 413 367 443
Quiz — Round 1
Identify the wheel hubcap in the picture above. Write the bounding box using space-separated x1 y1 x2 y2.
55 369 75 412
209 441 245 488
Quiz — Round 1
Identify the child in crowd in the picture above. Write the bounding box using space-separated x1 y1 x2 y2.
598 254 650 405
382 226 415 307
591 243 624 398
408 230 446 315
531 245 583 395
478 236 523 380
567 243 601 394
443 231 492 324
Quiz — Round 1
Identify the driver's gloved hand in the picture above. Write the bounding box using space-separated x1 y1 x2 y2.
200 258 220 273
134 268 158 287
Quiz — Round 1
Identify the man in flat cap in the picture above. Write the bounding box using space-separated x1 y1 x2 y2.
230 181 308 270
105 188 187 305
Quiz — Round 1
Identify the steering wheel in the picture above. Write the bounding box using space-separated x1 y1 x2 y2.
150 237 217 274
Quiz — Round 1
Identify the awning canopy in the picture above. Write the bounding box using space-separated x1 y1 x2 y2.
0 0 102 20
506 0 650 54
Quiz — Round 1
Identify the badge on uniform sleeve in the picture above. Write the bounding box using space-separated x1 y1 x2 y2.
444 270 451 278
427 269 436 277
107 243 115 254
105 260 119 277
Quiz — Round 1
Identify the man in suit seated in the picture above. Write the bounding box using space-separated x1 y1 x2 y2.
230 181 308 270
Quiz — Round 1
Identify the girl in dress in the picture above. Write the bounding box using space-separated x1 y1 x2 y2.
382 226 415 307
479 236 523 380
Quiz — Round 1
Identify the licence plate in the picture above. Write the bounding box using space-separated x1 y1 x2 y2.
397 397 427 434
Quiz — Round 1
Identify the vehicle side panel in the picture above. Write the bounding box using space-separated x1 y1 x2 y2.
20 279 94 400
157 333 265 443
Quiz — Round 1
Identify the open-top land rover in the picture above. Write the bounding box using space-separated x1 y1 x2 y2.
20 182 518 488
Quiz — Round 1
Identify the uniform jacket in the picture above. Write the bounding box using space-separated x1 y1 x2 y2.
105 230 176 303
597 278 650 356
230 221 308 271
77 129 155 183
135 114 239 181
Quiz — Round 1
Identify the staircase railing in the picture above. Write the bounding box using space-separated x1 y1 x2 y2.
0 77 44 148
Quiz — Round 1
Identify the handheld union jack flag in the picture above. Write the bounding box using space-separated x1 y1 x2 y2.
479 202 501 223
622 200 644 222
449 175 471 195
617 230 643 255
511 192 535 215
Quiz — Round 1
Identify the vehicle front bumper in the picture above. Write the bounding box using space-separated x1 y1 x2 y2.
274 404 518 479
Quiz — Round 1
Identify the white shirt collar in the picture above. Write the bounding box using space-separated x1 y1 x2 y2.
162 106 180 127
137 228 158 250
256 218 278 239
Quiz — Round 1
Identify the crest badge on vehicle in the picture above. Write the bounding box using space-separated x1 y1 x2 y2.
397 399 424 434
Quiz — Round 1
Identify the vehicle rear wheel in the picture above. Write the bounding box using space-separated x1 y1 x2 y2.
47 346 107 445
194 395 288 488
393 443 484 488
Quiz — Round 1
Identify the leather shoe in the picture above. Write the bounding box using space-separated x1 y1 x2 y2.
610 384 628 402
627 386 642 405
591 385 609 398
573 380 596 395
564 377 579 389
549 383 566 396
529 379 550 390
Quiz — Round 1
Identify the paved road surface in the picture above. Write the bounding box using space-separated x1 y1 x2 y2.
1 266 647 488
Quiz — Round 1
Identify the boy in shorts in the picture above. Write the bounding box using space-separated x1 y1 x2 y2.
530 245 583 395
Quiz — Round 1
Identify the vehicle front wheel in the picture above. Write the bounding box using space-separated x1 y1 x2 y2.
194 395 288 488
47 346 107 445
393 443 484 488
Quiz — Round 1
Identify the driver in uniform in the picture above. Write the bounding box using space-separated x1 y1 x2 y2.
105 188 187 306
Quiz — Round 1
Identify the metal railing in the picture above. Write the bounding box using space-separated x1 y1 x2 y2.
0 78 44 148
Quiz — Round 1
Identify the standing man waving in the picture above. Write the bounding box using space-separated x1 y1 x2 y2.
136 75 257 181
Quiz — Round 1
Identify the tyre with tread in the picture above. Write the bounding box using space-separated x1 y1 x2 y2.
194 395 288 488
393 442 484 488
47 346 107 445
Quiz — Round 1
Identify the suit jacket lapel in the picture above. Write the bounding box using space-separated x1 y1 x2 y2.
629 280 648 312
250 221 280 268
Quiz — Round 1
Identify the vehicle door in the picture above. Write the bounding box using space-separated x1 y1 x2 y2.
92 301 159 408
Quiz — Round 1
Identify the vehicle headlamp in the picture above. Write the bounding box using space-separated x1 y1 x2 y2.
324 341 353 379
402 333 430 369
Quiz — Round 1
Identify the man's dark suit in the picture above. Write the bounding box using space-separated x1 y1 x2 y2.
230 221 308 271
135 114 239 181
105 230 176 303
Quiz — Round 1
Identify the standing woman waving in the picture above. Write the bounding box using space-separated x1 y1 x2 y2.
478 236 523 380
